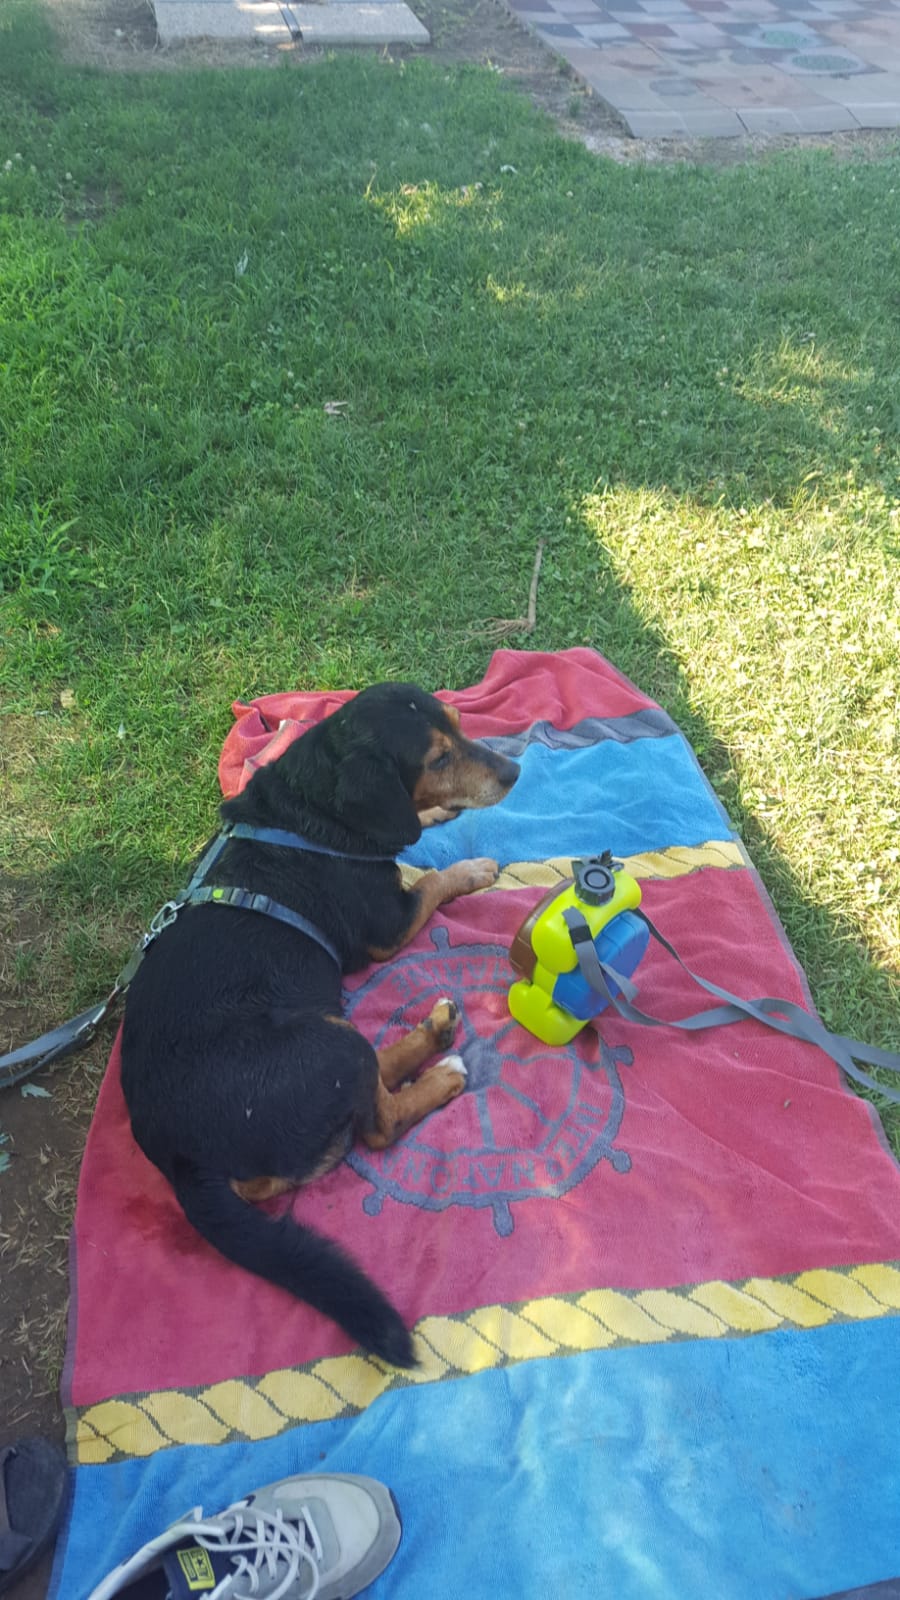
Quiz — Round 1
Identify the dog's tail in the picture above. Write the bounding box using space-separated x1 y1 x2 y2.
172 1160 415 1368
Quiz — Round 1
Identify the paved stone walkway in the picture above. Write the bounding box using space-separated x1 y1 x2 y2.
150 0 900 141
501 0 900 136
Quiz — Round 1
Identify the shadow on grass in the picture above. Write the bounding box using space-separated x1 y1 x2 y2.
3 640 899 1165
0 24 897 1141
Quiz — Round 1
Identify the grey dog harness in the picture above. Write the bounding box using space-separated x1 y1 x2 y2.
0 823 391 1087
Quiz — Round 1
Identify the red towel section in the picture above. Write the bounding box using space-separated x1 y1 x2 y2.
69 864 900 1405
218 647 656 796
66 650 900 1412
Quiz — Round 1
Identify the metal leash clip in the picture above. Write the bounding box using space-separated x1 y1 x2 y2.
144 899 183 945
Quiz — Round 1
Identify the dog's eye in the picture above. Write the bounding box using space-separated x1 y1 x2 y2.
429 751 452 771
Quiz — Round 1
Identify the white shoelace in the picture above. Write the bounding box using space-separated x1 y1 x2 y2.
172 1504 324 1600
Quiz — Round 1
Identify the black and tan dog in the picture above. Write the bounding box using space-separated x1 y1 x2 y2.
121 684 518 1367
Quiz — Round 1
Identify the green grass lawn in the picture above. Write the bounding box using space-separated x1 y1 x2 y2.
1 4 898 1131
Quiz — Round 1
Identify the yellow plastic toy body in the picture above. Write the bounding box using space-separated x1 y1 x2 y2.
508 866 642 1045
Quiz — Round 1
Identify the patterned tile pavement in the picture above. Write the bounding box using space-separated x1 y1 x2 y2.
501 0 900 136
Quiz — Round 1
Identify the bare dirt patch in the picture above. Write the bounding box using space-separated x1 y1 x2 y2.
0 720 114 1597
0 949 111 1600
0 884 113 1595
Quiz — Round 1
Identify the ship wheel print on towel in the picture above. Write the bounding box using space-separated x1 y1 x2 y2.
344 926 633 1237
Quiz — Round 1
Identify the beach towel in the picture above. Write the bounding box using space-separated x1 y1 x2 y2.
52 648 900 1599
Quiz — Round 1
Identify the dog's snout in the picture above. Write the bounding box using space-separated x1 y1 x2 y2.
496 754 518 791
480 746 518 795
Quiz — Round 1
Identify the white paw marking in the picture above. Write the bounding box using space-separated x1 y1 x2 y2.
438 1053 467 1077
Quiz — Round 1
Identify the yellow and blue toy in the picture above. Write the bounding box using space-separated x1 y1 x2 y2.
508 853 650 1045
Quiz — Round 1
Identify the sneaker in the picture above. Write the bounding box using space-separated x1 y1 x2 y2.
86 1473 402 1600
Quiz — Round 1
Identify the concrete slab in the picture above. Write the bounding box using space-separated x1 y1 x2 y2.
152 0 429 43
564 60 684 106
584 40 669 70
693 70 835 107
810 70 900 103
679 105 745 131
286 2 429 40
845 101 900 126
153 0 292 42
622 107 692 134
792 102 860 130
737 104 804 129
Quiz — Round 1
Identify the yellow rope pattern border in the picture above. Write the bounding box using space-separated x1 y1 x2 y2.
70 1260 900 1464
400 840 743 893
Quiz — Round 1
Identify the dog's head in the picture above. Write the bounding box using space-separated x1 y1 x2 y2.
283 682 518 854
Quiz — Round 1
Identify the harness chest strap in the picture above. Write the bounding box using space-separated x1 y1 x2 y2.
184 886 340 966
114 824 351 988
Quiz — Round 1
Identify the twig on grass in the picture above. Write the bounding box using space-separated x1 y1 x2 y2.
468 540 544 641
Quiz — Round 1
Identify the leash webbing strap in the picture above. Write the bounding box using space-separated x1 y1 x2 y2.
0 998 117 1089
562 907 900 1106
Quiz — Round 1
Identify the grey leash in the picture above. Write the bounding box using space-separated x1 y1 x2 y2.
0 822 382 1090
0 894 184 1090
0 997 122 1088
562 907 900 1105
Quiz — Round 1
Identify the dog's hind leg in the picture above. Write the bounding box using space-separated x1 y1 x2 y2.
376 997 459 1090
361 1058 466 1151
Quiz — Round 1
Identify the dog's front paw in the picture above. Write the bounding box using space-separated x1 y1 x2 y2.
427 996 459 1052
426 1054 468 1103
455 857 500 894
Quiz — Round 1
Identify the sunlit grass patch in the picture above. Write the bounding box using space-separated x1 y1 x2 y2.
580 483 899 972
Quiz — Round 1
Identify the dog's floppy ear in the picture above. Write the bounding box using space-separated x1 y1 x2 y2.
333 747 422 854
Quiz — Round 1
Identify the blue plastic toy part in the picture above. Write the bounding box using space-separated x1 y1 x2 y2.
552 909 650 1021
